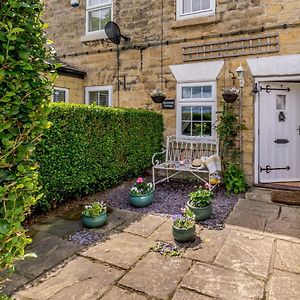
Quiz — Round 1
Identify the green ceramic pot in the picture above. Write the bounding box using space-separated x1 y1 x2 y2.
82 211 107 228
187 201 212 221
172 224 195 242
130 190 154 207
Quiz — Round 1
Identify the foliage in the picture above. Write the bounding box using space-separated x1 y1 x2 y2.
150 90 166 97
216 103 241 162
222 87 239 95
172 208 195 229
0 0 55 275
188 188 214 207
130 177 154 196
151 241 183 257
35 103 164 210
223 162 248 194
82 202 107 218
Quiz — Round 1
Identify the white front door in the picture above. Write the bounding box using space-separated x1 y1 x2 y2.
259 82 300 183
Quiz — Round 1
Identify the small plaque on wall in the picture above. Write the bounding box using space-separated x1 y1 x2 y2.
162 99 175 109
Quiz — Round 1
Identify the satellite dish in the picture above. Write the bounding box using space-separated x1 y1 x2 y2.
104 21 130 45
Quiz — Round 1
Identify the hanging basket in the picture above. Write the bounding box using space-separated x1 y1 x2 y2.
222 93 239 103
151 95 166 103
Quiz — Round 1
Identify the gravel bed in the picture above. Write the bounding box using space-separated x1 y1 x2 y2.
67 229 104 246
107 179 240 230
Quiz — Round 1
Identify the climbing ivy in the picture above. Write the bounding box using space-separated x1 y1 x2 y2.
0 0 55 276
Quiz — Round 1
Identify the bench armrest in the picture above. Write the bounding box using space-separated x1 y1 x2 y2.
152 149 166 166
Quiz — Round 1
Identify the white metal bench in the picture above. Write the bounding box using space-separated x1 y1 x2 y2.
152 135 220 189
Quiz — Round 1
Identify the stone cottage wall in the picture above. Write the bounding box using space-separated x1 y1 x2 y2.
43 0 300 182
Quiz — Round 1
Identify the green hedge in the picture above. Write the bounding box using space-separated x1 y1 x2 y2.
35 103 164 209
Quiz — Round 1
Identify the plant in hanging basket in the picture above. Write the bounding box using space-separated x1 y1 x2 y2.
222 87 239 103
150 90 167 103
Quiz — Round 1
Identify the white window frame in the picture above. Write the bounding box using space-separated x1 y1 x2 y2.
85 85 113 106
52 87 69 103
176 81 216 141
176 0 216 20
86 0 113 35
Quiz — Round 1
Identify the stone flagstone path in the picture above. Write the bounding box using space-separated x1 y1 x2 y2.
3 188 300 299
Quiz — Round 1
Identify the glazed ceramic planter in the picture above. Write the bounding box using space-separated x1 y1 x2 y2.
82 211 107 228
130 191 154 207
187 201 212 221
172 224 195 242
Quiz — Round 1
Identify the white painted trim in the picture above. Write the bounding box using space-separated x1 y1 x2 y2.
170 60 224 83
52 87 69 103
85 0 113 35
176 81 216 141
176 0 216 20
247 54 300 77
85 85 113 106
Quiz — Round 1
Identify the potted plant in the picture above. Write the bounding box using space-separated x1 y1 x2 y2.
150 90 166 103
172 208 196 242
82 201 107 228
187 186 213 221
222 87 239 103
130 177 154 207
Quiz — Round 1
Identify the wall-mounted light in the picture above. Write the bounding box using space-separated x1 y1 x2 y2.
236 64 245 87
71 0 80 7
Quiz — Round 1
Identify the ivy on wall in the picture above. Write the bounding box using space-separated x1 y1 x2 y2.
0 0 55 274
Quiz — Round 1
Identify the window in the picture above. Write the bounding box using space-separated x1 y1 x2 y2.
176 82 216 140
85 86 112 106
52 87 69 103
86 0 112 34
176 0 215 20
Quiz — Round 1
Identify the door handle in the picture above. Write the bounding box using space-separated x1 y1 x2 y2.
297 126 300 135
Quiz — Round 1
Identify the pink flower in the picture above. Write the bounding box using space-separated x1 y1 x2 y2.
136 177 144 183
204 182 212 189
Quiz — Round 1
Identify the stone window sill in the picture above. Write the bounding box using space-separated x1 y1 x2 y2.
171 14 221 29
80 30 107 43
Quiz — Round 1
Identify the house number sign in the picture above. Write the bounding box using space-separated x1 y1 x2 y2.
162 99 175 109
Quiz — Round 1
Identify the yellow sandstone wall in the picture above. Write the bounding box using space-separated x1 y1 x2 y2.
44 0 300 182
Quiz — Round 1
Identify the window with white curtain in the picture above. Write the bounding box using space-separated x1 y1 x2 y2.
176 82 216 140
52 87 69 103
86 0 112 34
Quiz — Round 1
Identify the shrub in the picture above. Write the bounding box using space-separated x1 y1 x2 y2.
35 103 164 210
0 0 55 276
223 162 248 194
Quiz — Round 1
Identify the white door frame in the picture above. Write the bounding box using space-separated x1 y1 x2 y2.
254 75 300 184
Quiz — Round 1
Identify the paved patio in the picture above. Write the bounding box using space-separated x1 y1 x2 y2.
3 188 300 299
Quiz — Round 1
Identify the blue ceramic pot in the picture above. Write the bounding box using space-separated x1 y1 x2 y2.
82 211 107 228
130 191 154 207
187 201 212 221
172 224 195 242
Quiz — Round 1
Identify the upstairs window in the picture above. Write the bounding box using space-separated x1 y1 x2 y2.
52 87 69 103
177 0 215 20
86 0 112 34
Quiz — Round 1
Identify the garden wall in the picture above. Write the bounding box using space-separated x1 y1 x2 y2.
36 103 164 209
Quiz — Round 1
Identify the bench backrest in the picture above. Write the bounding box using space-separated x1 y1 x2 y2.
165 135 219 162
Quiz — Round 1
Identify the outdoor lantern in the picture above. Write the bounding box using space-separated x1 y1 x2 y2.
71 0 80 7
236 64 245 87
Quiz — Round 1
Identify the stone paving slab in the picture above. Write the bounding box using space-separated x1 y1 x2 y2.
279 206 300 222
101 286 148 300
264 219 300 242
123 214 167 237
15 235 81 279
14 257 124 300
119 252 191 300
183 228 229 263
180 263 265 300
246 188 272 203
267 269 300 300
214 230 274 280
1 273 29 295
274 239 300 274
172 288 213 300
81 232 154 269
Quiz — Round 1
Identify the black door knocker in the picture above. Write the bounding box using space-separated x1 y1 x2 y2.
278 111 286 122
